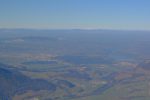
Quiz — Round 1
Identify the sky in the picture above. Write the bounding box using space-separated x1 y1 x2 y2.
0 0 150 30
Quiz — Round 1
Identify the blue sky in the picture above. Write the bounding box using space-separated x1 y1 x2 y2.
0 0 150 30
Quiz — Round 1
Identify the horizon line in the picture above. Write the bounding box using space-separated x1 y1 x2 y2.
0 28 150 32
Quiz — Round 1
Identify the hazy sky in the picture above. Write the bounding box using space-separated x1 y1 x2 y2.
0 0 150 30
